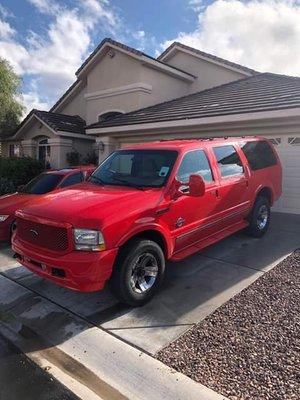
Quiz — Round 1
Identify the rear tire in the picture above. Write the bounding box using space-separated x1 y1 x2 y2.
246 196 270 238
111 239 165 307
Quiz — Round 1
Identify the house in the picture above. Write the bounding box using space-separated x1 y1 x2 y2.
1 38 299 214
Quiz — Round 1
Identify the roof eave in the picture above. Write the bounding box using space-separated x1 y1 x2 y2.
86 107 300 136
159 44 254 77
76 41 195 83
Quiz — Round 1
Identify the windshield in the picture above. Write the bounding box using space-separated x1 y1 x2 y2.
90 149 178 188
24 173 63 194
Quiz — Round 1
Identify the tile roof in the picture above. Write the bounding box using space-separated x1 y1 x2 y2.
3 110 87 139
33 110 86 134
157 42 257 75
87 73 300 129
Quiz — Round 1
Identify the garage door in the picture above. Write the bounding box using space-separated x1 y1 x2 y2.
269 135 300 214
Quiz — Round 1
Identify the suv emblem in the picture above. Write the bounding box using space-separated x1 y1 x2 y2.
30 229 39 237
176 217 185 228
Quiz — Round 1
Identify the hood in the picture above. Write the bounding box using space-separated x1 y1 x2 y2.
19 182 163 228
0 192 37 213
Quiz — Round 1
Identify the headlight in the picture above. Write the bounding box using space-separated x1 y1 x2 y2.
0 215 9 222
73 229 105 251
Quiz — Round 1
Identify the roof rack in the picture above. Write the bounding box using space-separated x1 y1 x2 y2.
159 136 247 142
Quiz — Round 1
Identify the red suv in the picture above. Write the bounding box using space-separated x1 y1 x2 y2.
12 137 282 306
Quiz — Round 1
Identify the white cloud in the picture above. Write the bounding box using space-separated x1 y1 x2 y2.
0 0 121 113
161 0 300 76
21 91 51 114
0 4 14 19
28 0 61 15
0 20 15 39
133 30 146 40
188 0 204 12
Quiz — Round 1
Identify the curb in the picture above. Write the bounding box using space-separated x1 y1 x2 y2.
0 273 228 400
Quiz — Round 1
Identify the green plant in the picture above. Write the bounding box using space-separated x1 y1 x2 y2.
66 150 81 166
0 177 16 195
83 151 98 166
0 58 24 139
0 156 44 188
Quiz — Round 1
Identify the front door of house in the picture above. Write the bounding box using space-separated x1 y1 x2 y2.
38 139 51 168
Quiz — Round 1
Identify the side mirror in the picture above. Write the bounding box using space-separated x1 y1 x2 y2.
188 174 205 197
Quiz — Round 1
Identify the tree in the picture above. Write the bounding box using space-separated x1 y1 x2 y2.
0 58 24 139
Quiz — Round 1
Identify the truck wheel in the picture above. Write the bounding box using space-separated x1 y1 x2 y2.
246 196 270 238
111 239 165 307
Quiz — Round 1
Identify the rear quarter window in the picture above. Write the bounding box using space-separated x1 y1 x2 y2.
240 141 277 170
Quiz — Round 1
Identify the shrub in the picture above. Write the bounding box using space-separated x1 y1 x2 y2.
83 151 98 166
0 156 44 189
0 178 16 196
66 150 81 166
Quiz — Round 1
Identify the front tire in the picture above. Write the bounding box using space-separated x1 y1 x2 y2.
111 239 165 307
246 196 270 238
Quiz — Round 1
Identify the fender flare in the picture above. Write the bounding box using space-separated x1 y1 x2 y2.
116 223 174 259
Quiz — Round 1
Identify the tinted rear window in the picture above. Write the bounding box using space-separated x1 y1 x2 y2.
240 141 277 170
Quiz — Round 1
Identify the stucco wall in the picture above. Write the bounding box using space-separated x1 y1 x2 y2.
165 51 246 93
20 119 55 141
54 83 87 120
140 65 189 107
85 49 191 125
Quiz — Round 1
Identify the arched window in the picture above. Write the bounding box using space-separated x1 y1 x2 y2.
98 111 123 123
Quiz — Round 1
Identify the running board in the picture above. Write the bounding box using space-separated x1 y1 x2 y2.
171 220 249 261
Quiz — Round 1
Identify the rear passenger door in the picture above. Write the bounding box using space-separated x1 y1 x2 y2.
211 144 251 225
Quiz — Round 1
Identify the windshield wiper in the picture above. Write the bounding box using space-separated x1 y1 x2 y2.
112 177 145 191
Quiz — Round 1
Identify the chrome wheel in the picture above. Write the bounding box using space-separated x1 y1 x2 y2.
257 205 268 230
130 252 159 293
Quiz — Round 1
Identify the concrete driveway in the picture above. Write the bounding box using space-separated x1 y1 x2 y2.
0 211 299 355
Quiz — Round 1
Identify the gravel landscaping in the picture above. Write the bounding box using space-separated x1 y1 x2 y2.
157 250 300 400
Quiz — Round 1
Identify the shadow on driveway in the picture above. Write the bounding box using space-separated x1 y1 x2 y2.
0 212 299 354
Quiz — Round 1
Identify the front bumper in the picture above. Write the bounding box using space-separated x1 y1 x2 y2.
12 236 118 292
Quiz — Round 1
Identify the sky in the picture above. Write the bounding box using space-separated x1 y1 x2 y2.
1 0 300 115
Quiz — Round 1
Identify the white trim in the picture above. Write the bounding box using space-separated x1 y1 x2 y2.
140 55 195 81
84 83 152 101
86 107 300 135
56 131 95 140
77 42 195 82
159 45 252 77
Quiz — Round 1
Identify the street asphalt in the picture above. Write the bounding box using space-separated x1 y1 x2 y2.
0 332 79 400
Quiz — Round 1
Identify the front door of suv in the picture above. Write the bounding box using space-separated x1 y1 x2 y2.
211 144 251 226
164 149 222 254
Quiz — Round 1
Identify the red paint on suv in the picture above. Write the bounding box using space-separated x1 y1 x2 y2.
0 165 95 241
12 137 282 306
